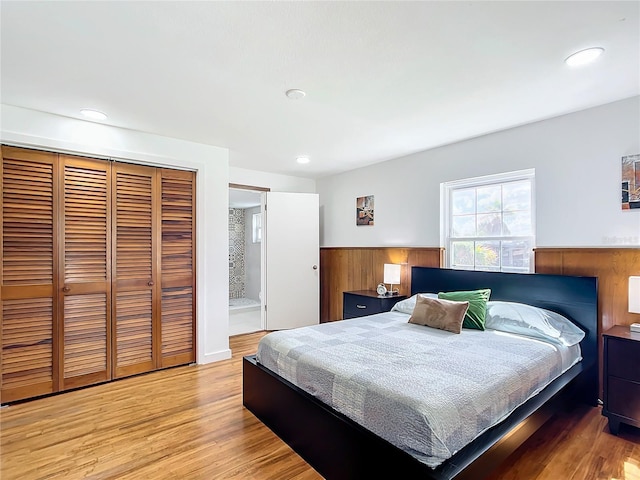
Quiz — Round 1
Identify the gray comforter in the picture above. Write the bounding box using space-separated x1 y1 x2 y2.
256 311 580 467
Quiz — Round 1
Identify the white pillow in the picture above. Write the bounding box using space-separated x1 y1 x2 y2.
485 301 585 346
390 293 438 315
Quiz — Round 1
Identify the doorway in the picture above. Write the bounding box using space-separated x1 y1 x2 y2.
229 186 265 336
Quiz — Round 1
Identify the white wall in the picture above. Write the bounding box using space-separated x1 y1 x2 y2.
230 166 316 193
1 105 232 364
317 96 640 248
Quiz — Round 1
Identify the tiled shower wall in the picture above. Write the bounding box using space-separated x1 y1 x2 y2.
229 208 245 299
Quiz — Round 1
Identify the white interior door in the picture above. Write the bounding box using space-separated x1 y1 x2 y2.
265 192 319 330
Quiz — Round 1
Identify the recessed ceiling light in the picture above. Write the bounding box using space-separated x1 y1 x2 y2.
285 89 306 100
80 108 108 121
565 47 604 67
296 156 310 164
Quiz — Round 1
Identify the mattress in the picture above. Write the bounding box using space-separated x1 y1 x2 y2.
256 311 581 468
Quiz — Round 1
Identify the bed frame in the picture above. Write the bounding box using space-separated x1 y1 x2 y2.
243 267 598 479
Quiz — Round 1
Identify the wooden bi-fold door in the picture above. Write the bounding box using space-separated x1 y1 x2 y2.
0 146 60 403
0 146 196 403
59 154 112 391
159 169 195 368
112 163 158 378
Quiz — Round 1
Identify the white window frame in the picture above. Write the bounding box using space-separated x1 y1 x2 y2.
441 169 536 273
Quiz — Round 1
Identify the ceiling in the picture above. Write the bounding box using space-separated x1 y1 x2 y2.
1 2 638 179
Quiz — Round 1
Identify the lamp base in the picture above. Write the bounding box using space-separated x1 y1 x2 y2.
385 284 399 296
385 283 399 296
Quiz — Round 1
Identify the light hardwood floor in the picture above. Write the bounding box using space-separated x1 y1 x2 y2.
1 331 639 480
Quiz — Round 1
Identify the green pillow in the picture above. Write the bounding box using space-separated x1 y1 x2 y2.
438 289 491 330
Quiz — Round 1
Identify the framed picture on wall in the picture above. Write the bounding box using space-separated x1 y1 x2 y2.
356 195 374 225
622 154 640 209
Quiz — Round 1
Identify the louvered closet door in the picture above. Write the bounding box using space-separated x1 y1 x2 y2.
112 163 158 378
1 147 59 403
59 155 111 390
159 169 195 367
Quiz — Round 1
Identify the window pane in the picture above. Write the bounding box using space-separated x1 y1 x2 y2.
475 241 500 270
452 215 476 237
501 239 532 271
451 241 474 267
477 185 501 213
477 213 502 236
452 188 475 215
445 172 534 273
503 211 531 236
503 181 530 212
252 213 262 243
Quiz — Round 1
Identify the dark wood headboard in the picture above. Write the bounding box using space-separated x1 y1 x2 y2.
410 267 599 403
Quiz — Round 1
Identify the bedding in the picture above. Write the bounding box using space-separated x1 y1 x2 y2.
256 311 581 468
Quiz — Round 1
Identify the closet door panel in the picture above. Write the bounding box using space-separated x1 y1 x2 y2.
114 290 153 373
63 293 108 388
60 155 111 389
1 146 59 403
161 286 193 361
1 297 54 402
112 163 157 378
160 169 195 367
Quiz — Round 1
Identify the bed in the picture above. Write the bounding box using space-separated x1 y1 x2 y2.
243 267 598 479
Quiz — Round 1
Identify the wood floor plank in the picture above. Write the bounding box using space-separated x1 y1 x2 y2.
1 331 639 479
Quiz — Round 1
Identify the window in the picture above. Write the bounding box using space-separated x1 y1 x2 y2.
252 213 262 243
442 169 535 273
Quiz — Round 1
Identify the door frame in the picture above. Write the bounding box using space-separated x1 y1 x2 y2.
228 184 269 334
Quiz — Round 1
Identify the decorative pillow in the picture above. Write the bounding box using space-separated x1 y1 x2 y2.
485 301 585 346
408 296 469 334
438 289 491 330
390 293 438 315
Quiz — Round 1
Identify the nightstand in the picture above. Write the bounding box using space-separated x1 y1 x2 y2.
343 290 407 319
603 325 640 435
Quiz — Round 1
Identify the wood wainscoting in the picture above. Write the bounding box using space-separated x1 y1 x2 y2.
535 248 640 332
320 247 444 322
535 247 640 399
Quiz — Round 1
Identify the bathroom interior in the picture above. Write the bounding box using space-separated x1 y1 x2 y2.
228 188 262 336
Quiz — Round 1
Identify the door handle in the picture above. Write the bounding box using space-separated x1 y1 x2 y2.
148 281 154 286
62 286 70 293
312 265 318 270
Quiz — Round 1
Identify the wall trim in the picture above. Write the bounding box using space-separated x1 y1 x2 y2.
203 349 232 364
229 183 270 192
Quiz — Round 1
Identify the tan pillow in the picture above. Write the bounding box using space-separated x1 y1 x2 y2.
408 296 469 334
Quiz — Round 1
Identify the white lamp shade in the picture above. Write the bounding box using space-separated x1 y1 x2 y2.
630 276 640 313
384 263 401 285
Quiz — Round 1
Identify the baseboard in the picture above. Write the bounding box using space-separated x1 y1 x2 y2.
201 348 232 364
